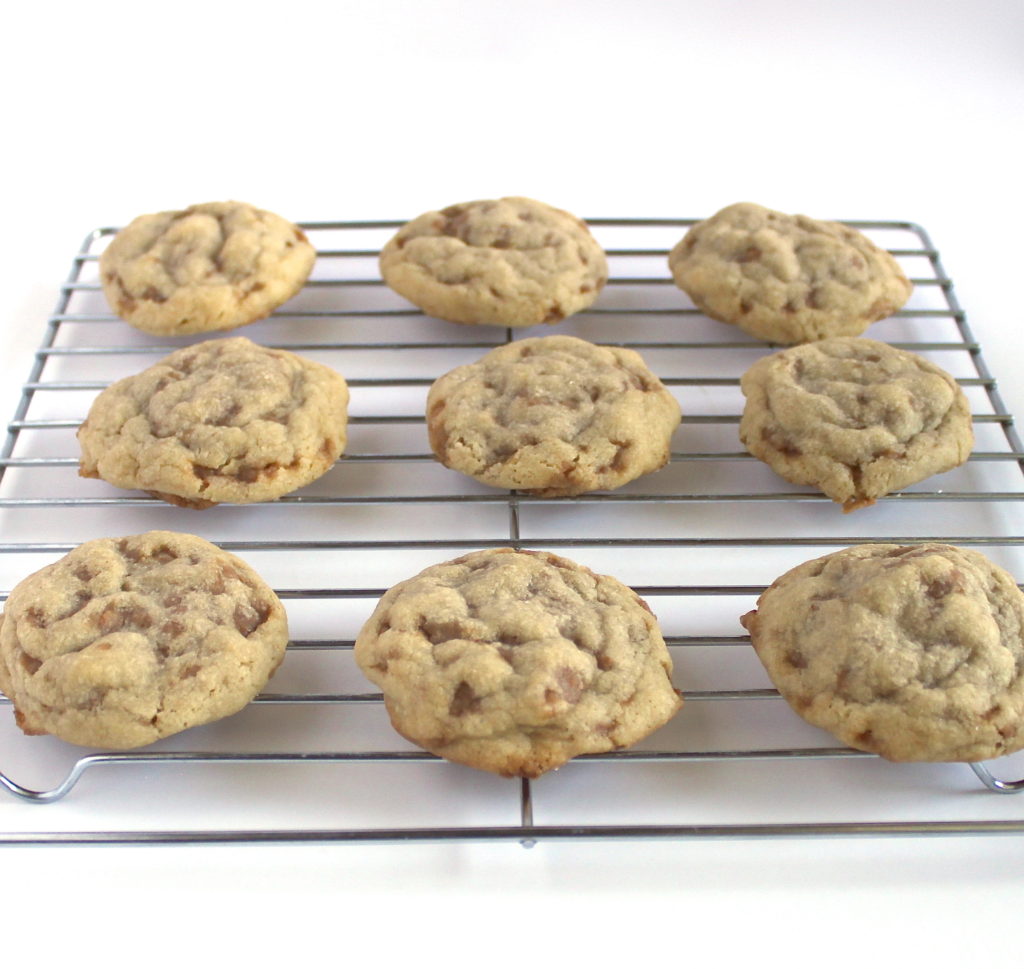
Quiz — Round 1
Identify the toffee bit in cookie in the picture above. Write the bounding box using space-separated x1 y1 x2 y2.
742 544 1024 763
77 337 349 508
379 197 608 327
739 337 973 511
668 202 913 344
354 548 682 777
426 335 681 496
99 200 316 336
0 531 288 750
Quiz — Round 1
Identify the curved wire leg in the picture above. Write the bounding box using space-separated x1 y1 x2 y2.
0 765 81 803
970 761 1024 793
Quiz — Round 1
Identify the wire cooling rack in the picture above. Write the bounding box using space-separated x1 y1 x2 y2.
2 217 1024 846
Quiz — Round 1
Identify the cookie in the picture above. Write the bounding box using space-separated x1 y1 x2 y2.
354 548 681 777
0 531 288 749
379 196 608 327
78 337 348 509
741 544 1024 762
739 337 973 511
426 335 681 496
100 200 316 335
668 202 913 344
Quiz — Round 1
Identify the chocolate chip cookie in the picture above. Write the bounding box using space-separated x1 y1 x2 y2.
0 531 288 749
354 548 682 777
739 337 973 511
741 544 1024 762
426 335 681 496
379 196 608 327
668 202 913 344
100 200 316 335
78 337 349 508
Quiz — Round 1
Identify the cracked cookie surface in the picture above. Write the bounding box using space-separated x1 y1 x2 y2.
78 337 348 508
100 200 316 335
426 335 680 496
739 337 973 511
379 196 608 327
354 548 682 777
668 202 912 344
0 531 288 749
741 544 1024 762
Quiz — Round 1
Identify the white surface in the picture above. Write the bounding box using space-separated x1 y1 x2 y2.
2 0 1024 961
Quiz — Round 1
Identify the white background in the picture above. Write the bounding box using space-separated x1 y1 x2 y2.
2 1 1023 963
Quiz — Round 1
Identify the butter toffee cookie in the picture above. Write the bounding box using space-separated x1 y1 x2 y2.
668 202 912 344
379 196 608 327
78 337 348 509
426 335 681 496
0 531 288 749
739 337 973 511
354 548 682 777
742 544 1024 763
100 200 315 335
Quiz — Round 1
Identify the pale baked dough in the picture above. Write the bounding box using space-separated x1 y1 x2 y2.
379 196 608 327
100 200 315 335
354 548 682 777
742 544 1024 762
0 531 288 749
78 337 348 508
427 335 681 495
669 202 912 344
739 337 973 511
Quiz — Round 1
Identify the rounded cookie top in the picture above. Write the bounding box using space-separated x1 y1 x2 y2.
741 544 1024 762
0 531 288 749
379 196 608 327
354 548 682 777
78 337 349 508
668 202 913 344
739 337 973 511
426 335 680 496
100 200 316 335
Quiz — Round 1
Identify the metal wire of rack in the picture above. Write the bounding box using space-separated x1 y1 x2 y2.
2 217 1024 846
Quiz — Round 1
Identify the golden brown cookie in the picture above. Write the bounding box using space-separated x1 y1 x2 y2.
0 531 288 749
739 337 973 511
354 548 682 777
426 335 681 496
741 544 1024 762
78 337 348 509
379 196 608 327
668 202 912 344
100 200 315 335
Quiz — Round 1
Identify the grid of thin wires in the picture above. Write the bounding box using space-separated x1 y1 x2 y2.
1 218 1023 845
